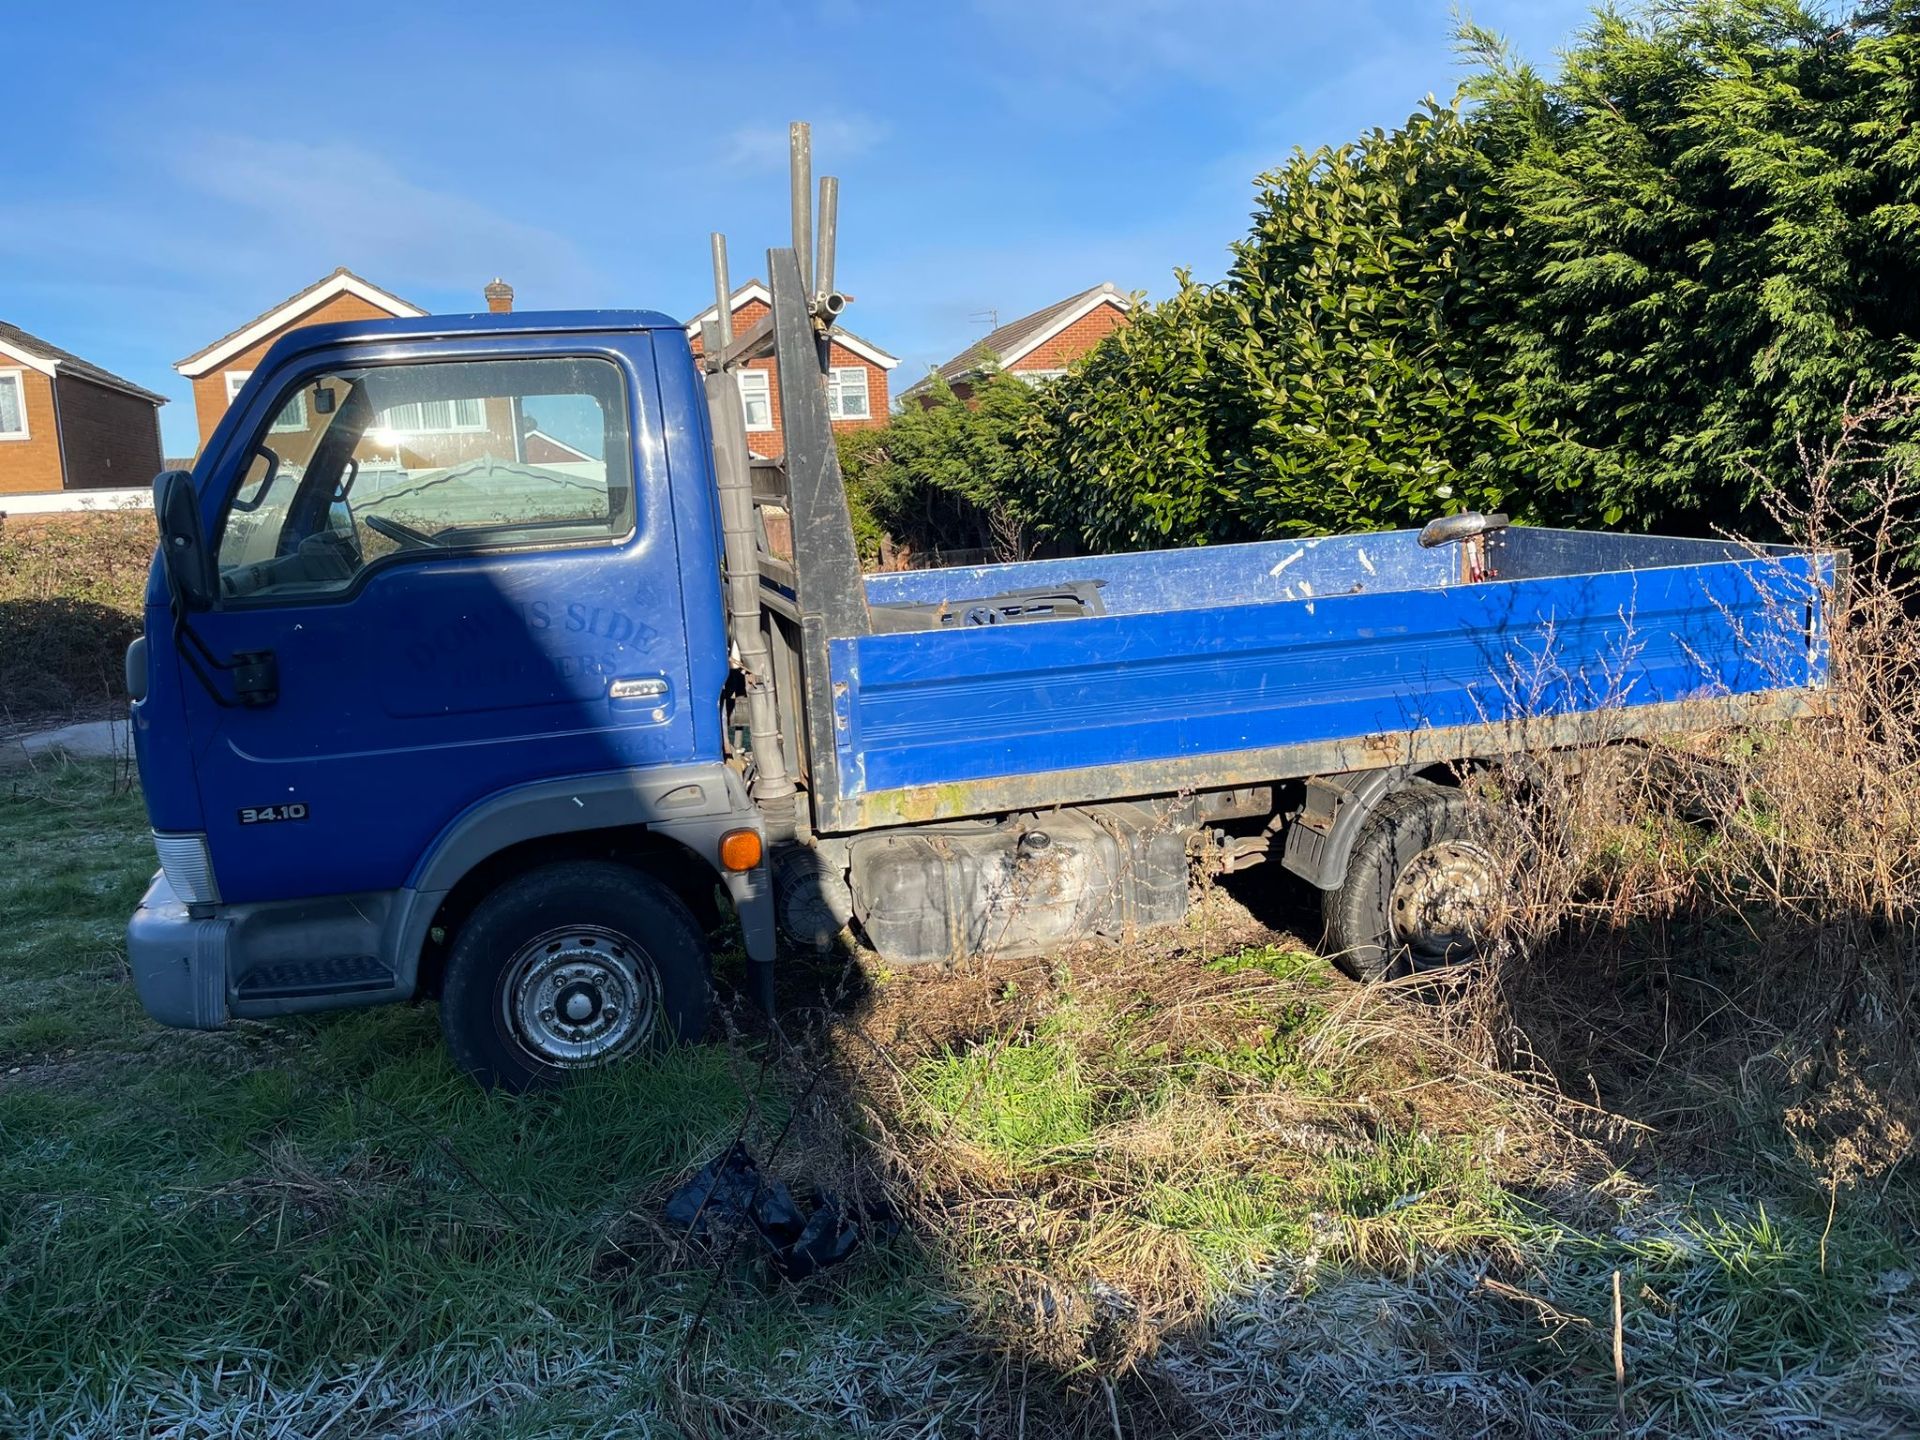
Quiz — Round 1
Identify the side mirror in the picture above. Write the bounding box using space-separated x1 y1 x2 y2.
1417 511 1510 548
153 469 216 612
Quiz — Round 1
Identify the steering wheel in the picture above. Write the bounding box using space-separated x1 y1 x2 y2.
363 513 439 550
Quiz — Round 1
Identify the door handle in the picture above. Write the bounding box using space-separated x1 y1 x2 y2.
609 676 668 701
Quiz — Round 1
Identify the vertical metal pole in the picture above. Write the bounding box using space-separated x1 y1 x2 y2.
710 362 798 833
767 246 869 835
816 176 838 301
790 121 813 296
710 232 733 350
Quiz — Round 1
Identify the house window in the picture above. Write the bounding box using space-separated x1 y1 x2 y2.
826 366 870 420
0 370 27 441
738 370 774 432
376 397 489 434
227 370 307 433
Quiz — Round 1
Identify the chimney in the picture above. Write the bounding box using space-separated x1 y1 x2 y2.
484 277 514 314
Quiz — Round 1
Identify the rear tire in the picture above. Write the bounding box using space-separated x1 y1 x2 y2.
440 860 711 1092
1323 780 1496 982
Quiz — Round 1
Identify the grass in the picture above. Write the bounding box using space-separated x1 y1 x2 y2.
1205 944 1328 983
0 761 973 1436
3 760 1918 1436
920 1022 1100 1160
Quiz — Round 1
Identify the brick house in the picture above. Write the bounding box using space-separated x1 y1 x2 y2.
179 273 588 488
900 282 1132 406
685 280 899 458
0 322 166 497
174 268 428 452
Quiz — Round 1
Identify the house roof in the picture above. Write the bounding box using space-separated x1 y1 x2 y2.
174 267 426 378
0 321 168 405
684 279 901 370
523 428 596 463
901 282 1132 399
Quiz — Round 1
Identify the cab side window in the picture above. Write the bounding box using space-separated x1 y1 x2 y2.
215 357 633 600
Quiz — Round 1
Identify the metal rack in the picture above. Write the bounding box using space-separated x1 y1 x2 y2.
698 121 870 843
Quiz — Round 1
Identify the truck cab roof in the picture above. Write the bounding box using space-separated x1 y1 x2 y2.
259 308 688 367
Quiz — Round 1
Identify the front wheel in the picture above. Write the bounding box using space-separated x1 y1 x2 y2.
440 860 711 1091
1323 780 1498 982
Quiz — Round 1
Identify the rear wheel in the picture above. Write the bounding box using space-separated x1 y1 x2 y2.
1323 780 1498 982
440 860 711 1091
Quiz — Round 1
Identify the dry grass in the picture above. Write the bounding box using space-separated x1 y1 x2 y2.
1455 406 1920 1197
815 894 1592 1373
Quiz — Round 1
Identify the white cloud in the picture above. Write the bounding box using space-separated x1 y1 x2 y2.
162 132 602 297
964 0 1397 110
713 114 888 174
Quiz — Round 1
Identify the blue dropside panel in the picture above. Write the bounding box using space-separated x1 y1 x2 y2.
862 531 1457 616
832 550 1828 798
861 528 1806 618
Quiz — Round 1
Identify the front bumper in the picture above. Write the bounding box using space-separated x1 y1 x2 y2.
127 871 232 1029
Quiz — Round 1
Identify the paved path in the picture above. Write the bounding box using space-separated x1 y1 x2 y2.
0 487 150 516
0 717 132 771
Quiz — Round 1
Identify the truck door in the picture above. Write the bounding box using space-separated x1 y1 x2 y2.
177 338 706 906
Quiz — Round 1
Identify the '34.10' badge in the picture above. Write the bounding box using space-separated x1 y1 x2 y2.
238 803 309 825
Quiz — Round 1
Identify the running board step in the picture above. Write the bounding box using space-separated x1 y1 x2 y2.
234 955 395 1000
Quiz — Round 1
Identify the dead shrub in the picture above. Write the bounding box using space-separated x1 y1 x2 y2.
1461 394 1920 1202
0 508 153 722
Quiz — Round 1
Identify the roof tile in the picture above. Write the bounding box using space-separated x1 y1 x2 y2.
0 321 168 404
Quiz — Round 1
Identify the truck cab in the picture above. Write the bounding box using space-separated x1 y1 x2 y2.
129 310 771 1089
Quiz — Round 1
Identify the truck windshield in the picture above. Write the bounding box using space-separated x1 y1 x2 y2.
214 356 633 600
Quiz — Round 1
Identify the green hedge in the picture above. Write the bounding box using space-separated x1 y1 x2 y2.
868 0 1920 557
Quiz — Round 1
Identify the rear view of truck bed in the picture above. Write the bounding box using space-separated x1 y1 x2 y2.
818 527 1831 831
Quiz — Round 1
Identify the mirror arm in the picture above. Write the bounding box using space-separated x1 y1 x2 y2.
172 610 241 710
230 446 282 514
170 605 277 708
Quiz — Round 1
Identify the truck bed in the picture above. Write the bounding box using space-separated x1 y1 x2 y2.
809 527 1831 832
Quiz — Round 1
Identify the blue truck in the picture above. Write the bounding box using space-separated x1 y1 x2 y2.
125 127 1831 1089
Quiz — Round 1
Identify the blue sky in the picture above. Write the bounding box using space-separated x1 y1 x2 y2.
8 0 1596 457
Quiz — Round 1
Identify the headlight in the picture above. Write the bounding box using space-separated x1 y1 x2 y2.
152 832 220 905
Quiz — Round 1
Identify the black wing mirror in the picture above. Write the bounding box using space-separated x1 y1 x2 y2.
153 469 215 612
1417 511 1510 548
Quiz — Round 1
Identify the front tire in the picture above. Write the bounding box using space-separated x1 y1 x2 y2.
440 860 711 1092
1323 780 1497 982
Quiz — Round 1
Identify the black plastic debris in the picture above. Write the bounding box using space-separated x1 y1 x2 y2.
663 1143 867 1280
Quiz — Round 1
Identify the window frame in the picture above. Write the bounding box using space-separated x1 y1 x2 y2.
737 369 774 432
0 369 28 441
826 366 870 420
212 353 639 610
227 369 307 433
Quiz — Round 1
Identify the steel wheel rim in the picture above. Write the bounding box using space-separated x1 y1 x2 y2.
1389 840 1495 965
501 924 659 1068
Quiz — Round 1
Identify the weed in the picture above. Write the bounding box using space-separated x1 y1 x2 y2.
919 1023 1098 1161
1206 945 1328 984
